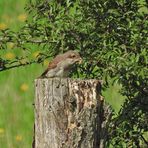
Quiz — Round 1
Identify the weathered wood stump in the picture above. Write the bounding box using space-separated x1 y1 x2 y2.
34 78 110 148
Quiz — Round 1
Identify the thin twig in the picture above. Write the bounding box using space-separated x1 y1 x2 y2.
0 60 37 72
141 135 148 145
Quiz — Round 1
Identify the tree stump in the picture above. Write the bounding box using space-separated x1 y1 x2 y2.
34 78 108 148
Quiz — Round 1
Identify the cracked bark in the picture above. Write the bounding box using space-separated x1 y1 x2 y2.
33 78 110 148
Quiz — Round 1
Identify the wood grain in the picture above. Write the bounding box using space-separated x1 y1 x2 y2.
34 78 110 148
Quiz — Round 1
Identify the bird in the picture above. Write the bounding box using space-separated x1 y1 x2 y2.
40 50 82 78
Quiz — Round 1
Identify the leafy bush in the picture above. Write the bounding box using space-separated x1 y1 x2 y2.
0 0 147 147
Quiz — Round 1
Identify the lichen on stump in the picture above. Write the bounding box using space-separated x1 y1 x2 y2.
34 78 104 148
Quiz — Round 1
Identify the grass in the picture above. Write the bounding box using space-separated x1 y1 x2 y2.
0 0 125 147
0 65 44 147
0 0 27 30
0 1 44 147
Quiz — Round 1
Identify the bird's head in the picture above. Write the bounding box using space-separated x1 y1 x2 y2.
64 50 82 65
58 50 82 69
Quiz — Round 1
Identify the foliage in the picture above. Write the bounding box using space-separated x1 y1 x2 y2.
0 0 148 147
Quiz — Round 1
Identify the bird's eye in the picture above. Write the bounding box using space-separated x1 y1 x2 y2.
71 54 76 58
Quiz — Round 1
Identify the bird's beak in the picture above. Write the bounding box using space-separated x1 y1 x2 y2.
78 58 82 64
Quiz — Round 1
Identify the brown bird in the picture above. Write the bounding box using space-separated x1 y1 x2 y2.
40 50 82 78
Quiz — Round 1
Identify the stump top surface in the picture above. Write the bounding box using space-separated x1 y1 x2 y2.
35 78 102 83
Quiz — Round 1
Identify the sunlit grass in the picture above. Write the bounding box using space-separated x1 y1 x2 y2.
0 64 44 148
0 0 27 30
0 2 46 144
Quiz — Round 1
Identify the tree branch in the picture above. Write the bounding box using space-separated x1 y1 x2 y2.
0 60 37 72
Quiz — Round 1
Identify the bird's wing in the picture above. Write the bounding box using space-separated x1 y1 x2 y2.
41 55 64 77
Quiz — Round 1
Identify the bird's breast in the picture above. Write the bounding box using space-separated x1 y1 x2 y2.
46 67 69 77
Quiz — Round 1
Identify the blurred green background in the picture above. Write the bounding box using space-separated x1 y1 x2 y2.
0 0 124 147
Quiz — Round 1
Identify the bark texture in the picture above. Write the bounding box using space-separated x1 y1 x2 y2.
34 78 108 148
